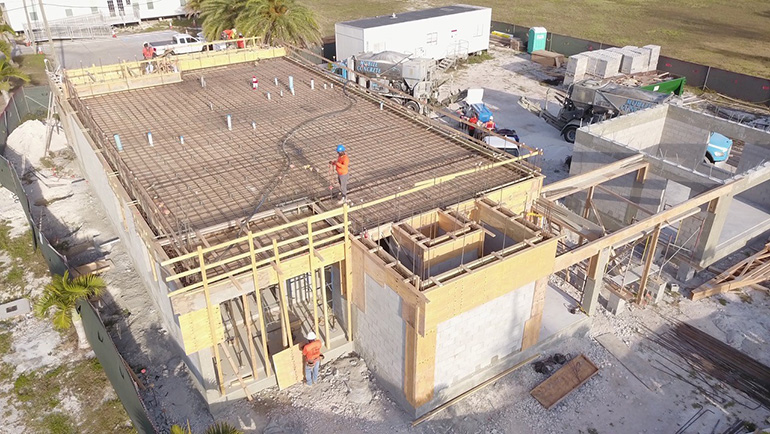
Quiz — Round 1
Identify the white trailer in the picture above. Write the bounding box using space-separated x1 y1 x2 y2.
335 4 491 62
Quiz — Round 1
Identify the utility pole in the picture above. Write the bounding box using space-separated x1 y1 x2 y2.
21 0 35 47
36 0 60 69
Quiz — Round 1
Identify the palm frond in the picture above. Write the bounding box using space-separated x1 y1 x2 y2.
204 422 243 434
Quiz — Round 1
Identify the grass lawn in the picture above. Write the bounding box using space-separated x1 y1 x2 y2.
15 53 47 86
306 0 770 78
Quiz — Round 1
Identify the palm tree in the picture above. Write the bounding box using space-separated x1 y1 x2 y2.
184 0 204 18
0 59 29 107
170 422 243 434
35 271 106 349
0 22 16 66
235 0 321 47
199 0 247 42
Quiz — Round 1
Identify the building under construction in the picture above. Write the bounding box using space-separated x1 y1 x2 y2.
55 43 770 417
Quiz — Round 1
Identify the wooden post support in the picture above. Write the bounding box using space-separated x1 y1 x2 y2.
307 221 320 338
273 239 293 347
582 186 595 220
241 293 258 378
319 266 331 349
248 232 271 376
343 203 353 342
197 247 226 395
636 225 661 304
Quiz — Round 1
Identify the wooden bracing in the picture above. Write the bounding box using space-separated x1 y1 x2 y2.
690 242 770 301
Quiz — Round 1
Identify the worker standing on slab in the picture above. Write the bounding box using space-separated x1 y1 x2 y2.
485 116 496 132
468 114 478 137
142 42 156 74
302 332 324 386
330 144 349 204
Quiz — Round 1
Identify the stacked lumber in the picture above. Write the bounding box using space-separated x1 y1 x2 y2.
690 242 770 301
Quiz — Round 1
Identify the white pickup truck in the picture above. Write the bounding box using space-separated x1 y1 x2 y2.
148 34 204 56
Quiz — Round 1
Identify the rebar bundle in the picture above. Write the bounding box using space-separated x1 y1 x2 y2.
648 319 770 409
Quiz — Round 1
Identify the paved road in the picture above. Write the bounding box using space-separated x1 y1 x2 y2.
26 31 180 70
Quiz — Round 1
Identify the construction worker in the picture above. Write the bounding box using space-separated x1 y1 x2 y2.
485 116 496 132
468 114 478 137
142 42 156 74
330 144 349 204
237 33 245 49
302 332 324 386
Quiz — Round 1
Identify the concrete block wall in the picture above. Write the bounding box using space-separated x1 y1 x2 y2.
59 108 199 380
658 118 710 166
432 281 534 393
354 274 406 397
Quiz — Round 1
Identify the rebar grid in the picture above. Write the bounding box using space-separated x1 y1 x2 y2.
81 57 530 257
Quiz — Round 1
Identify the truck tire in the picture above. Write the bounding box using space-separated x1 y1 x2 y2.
562 126 578 143
405 101 420 112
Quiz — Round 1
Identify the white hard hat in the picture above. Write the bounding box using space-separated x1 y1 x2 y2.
307 332 317 341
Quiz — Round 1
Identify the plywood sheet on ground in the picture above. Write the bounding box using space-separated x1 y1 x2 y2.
530 354 598 409
179 305 224 354
273 344 304 390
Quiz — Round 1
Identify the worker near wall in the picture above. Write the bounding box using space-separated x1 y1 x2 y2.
330 144 349 204
302 332 324 386
237 33 245 49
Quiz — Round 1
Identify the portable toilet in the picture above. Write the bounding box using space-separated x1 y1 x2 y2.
528 27 547 53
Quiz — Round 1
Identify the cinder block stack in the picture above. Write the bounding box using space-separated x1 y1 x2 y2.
564 53 588 85
583 50 622 78
643 44 661 71
608 47 647 74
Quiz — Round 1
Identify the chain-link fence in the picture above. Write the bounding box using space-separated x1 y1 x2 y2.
0 86 52 155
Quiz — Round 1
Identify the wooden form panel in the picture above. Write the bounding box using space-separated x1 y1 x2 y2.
530 354 599 409
423 237 558 331
404 323 438 407
521 277 548 350
273 344 304 390
179 305 225 354
473 200 538 242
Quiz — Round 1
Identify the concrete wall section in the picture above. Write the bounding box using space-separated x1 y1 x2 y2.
658 118 710 167
58 106 200 382
432 281 534 394
354 274 406 399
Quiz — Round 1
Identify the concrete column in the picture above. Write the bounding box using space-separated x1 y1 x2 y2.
694 194 733 267
623 168 647 225
582 247 611 316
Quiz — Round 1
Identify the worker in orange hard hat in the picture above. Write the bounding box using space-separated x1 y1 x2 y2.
302 332 324 386
330 144 349 205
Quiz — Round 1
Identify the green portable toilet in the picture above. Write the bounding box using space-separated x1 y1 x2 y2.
527 27 547 53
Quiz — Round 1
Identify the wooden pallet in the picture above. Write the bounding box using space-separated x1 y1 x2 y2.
690 242 770 301
530 354 599 409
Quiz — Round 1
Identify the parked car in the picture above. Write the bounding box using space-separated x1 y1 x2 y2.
483 128 520 156
149 34 205 56
705 132 733 163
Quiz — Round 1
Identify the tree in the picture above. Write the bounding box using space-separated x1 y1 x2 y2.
199 0 247 42
0 59 29 107
35 271 106 349
170 422 243 434
184 0 204 18
235 0 321 47
0 22 16 66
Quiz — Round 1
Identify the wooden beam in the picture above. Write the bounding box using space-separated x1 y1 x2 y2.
343 203 353 342
248 232 271 376
197 247 225 395
273 239 293 348
218 342 253 401
553 179 738 272
307 221 320 338
636 225 661 304
541 155 647 200
241 293 258 379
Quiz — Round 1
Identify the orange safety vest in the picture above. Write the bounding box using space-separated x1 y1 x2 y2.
142 46 154 59
335 154 349 175
303 340 322 364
